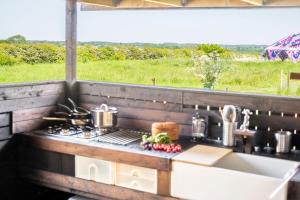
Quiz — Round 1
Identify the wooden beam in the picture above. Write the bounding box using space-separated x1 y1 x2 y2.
18 133 171 171
78 0 120 7
241 0 263 6
80 0 300 9
19 168 177 200
66 0 77 101
144 0 182 7
290 73 300 81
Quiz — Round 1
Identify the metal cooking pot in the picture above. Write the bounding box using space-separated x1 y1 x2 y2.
91 104 118 128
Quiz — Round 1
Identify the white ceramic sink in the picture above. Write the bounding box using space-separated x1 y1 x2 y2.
171 150 299 200
215 153 298 179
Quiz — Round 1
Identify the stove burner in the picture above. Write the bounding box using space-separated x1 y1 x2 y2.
39 124 146 145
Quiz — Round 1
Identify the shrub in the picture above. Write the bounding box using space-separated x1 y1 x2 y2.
0 50 20 66
0 43 64 64
123 46 144 60
78 45 99 63
97 46 117 60
196 44 232 59
190 52 226 89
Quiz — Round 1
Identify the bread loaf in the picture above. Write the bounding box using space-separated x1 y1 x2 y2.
152 122 180 141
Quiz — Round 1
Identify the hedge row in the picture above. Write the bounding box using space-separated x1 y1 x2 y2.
0 43 230 66
0 43 65 65
77 45 193 63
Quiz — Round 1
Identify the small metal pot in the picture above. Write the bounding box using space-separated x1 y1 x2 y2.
91 104 118 128
275 131 292 153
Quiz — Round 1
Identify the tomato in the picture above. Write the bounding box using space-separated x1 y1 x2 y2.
177 146 182 152
157 144 160 150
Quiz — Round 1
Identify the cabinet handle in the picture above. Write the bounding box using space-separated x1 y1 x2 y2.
130 169 140 177
88 163 98 181
130 180 140 189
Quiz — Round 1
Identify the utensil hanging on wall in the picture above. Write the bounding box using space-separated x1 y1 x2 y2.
67 98 90 114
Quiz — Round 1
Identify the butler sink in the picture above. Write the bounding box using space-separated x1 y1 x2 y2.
213 153 299 200
171 146 299 200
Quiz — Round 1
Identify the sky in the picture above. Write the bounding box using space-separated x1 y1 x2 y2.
0 0 300 45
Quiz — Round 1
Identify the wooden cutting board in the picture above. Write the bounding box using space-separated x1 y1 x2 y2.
172 145 232 166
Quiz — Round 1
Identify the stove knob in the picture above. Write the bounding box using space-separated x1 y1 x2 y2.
48 126 53 134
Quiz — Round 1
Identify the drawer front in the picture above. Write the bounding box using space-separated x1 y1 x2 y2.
0 113 10 127
0 127 11 140
75 156 115 184
116 163 157 181
116 175 157 194
115 163 157 194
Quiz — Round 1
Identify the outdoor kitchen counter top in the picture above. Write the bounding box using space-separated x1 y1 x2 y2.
17 131 195 171
16 131 300 200
17 131 300 171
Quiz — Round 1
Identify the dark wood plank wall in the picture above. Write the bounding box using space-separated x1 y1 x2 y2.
0 81 65 134
0 81 66 198
78 81 300 145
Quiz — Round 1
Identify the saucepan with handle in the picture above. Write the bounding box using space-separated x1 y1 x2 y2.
90 104 118 129
43 117 91 126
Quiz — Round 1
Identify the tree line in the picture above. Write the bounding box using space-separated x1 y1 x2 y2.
0 35 231 66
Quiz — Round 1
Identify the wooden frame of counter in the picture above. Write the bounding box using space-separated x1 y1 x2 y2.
19 167 176 200
18 133 171 171
17 133 172 196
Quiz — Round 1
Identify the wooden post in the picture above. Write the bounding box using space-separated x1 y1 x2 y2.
280 70 284 91
66 0 77 101
287 71 290 93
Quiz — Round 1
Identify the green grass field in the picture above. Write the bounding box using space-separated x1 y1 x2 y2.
1 58 300 96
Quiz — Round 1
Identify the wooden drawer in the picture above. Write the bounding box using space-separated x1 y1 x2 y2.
0 127 11 140
75 156 115 184
115 163 157 194
0 113 10 127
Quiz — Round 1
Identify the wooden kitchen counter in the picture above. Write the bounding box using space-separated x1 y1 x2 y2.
16 131 188 199
15 131 300 200
17 131 193 171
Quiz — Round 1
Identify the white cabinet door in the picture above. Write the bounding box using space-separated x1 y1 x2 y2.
75 155 115 184
115 163 157 194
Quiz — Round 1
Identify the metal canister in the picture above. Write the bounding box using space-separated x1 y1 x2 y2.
275 131 292 153
220 105 237 146
222 121 237 146
191 113 207 140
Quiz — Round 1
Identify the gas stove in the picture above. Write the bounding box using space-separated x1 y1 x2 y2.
35 124 148 145
45 124 120 138
46 125 99 139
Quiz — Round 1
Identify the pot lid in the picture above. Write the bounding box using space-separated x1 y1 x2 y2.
275 131 292 136
92 104 118 112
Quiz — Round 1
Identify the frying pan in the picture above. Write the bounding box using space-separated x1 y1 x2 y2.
54 111 91 119
67 98 90 114
43 117 90 126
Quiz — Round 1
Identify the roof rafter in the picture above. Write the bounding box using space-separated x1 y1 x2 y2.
78 0 121 7
143 0 183 7
240 0 264 6
79 0 300 10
